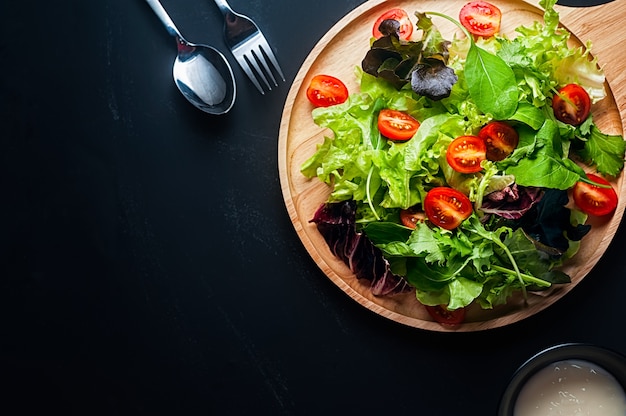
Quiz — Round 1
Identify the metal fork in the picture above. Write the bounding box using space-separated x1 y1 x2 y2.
212 0 285 94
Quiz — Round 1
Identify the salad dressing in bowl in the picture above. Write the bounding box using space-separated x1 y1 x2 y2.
499 344 626 416
514 359 626 415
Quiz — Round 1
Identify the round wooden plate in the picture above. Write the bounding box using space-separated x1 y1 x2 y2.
278 0 625 331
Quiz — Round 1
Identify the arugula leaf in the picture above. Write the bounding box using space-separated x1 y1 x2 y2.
576 126 626 177
407 222 451 263
501 228 564 281
504 120 586 189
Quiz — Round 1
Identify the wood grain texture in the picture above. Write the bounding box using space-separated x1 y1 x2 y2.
278 0 626 332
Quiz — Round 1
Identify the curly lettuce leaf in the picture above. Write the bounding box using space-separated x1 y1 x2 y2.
511 0 606 104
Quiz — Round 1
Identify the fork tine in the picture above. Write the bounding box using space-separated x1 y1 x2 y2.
257 36 285 82
236 52 265 94
254 45 278 87
245 49 272 91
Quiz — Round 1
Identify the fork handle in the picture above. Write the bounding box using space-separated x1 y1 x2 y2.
212 0 234 16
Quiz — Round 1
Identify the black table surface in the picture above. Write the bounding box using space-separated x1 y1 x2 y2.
1 0 622 414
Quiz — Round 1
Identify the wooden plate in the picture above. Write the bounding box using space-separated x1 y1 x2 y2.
278 0 626 331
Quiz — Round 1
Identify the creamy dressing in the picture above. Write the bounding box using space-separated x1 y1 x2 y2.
514 359 626 416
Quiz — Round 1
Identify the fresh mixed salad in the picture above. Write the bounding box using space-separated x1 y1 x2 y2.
300 0 625 325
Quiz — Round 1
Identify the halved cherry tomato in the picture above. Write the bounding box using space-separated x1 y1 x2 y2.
373 9 413 40
478 121 519 161
400 207 427 229
459 1 502 38
446 135 486 173
378 109 420 142
306 75 349 107
425 305 467 326
552 84 591 126
573 173 618 216
424 187 473 230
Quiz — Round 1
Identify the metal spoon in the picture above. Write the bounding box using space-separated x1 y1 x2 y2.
145 0 236 115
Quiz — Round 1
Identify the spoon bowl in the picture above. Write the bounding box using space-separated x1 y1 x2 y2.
146 0 236 115
173 38 236 114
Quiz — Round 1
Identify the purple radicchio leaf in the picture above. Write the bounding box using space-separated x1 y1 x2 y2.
480 184 543 220
310 201 412 296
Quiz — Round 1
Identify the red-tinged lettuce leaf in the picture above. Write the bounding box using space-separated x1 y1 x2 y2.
360 13 457 100
377 18 402 37
411 58 458 101
361 35 421 90
310 201 412 296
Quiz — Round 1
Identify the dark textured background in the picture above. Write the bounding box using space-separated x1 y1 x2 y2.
0 0 619 414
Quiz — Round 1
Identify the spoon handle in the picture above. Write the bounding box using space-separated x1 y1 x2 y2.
145 0 183 39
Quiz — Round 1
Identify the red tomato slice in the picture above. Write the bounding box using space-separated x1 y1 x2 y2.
373 8 413 40
424 187 473 230
378 109 420 142
573 174 618 216
459 1 502 38
306 75 349 107
478 121 519 161
425 305 467 326
400 207 427 229
552 84 591 126
446 135 486 173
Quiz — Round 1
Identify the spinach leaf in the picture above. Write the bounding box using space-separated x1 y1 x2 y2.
465 44 519 120
509 103 546 130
